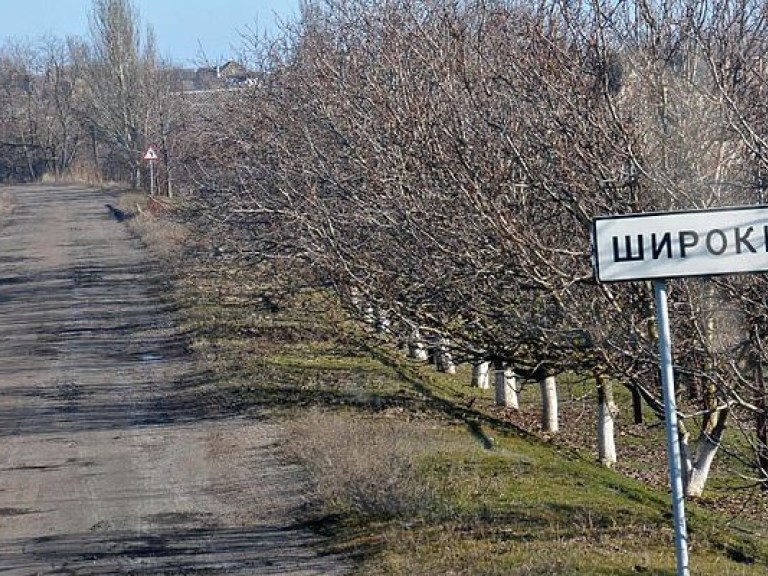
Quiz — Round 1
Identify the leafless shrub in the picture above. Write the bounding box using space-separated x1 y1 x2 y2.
285 409 445 518
117 192 192 259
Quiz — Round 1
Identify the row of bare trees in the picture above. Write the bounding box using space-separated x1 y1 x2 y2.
0 0 178 190
2 0 764 500
178 0 768 499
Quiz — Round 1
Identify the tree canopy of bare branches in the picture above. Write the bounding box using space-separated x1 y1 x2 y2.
181 0 768 497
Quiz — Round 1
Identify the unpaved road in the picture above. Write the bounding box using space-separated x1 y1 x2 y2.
0 185 349 575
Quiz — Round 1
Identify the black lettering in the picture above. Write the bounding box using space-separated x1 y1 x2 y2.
651 232 672 259
705 229 727 255
735 226 756 254
612 235 644 262
678 230 699 258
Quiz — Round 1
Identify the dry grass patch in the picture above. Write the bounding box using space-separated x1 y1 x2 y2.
118 192 193 259
285 409 454 518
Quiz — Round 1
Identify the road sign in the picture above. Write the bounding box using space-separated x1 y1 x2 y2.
143 145 158 195
143 145 158 161
592 205 768 282
587 204 768 576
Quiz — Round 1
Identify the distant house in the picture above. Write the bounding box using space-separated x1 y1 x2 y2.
219 61 247 78
169 68 197 92
194 66 219 89
3 68 32 92
169 61 254 92
195 61 252 90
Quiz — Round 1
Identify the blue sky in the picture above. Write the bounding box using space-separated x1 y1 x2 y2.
0 0 301 66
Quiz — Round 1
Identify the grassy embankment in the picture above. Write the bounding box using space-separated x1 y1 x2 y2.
125 192 768 576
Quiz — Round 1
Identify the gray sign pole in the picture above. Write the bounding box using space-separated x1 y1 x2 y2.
149 160 155 197
654 279 690 576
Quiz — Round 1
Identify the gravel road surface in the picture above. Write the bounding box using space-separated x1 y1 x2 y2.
0 185 349 575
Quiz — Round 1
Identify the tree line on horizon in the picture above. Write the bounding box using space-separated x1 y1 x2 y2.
0 0 209 192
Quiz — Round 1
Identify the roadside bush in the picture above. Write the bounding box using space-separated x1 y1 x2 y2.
120 195 193 260
286 409 446 519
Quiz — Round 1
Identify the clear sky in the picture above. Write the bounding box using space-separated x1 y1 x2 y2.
0 0 301 66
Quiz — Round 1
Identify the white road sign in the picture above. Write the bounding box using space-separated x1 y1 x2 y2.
143 145 158 161
592 205 768 282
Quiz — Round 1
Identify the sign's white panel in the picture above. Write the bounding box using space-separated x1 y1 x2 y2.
592 206 768 282
143 145 158 161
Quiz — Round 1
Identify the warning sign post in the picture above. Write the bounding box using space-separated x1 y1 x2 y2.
142 145 158 195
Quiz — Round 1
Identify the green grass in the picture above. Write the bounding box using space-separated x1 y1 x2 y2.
184 278 766 573
312 419 768 575
335 426 768 575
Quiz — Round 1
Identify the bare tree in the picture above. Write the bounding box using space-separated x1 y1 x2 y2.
0 40 46 180
81 0 159 187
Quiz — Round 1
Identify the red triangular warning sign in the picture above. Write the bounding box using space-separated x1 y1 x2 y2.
143 145 158 161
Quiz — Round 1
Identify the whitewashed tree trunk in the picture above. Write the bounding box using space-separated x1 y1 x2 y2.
435 337 456 374
686 437 720 497
684 410 727 497
407 329 429 362
348 286 375 326
596 373 617 468
678 424 693 493
375 308 390 334
540 375 559 434
362 303 375 326
471 362 491 389
597 401 617 467
349 286 361 310
495 367 519 409
683 279 724 497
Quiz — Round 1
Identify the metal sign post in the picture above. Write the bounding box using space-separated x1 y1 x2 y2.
148 159 155 196
592 204 768 576
654 279 690 576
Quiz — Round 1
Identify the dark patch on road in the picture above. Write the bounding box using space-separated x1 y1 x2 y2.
4 524 337 575
2 464 63 472
0 507 36 516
